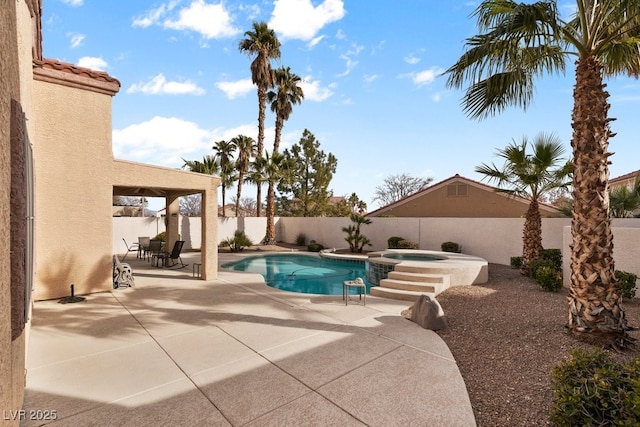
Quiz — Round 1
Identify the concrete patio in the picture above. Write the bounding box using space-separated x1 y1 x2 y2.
21 251 475 426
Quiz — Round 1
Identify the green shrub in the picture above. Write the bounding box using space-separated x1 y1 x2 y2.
295 233 307 246
307 242 324 252
535 265 563 292
395 239 418 249
510 256 523 268
387 236 404 249
441 241 461 253
529 258 555 279
154 232 166 242
550 349 640 426
220 230 253 252
542 248 562 271
615 270 638 299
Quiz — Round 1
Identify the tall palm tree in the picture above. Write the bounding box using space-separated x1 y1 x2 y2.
263 152 296 244
231 135 256 216
263 66 305 243
267 66 304 155
213 140 237 217
444 0 640 347
239 21 281 217
245 155 268 217
475 133 571 272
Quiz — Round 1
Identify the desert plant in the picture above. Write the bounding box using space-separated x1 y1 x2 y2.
541 248 562 271
342 213 372 253
307 242 324 252
387 236 404 249
396 239 418 249
441 241 461 253
550 349 640 426
535 265 563 292
220 230 253 252
510 256 523 268
295 233 307 246
615 270 638 299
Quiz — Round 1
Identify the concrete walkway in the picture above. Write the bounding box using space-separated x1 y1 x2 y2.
22 252 476 426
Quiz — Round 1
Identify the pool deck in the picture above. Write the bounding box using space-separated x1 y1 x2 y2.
22 250 476 426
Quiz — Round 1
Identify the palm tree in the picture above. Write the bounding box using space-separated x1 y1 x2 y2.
263 152 296 244
219 161 238 217
213 140 237 217
239 21 281 217
263 66 305 243
182 155 219 217
245 155 268 217
444 0 640 347
609 174 640 218
267 66 304 155
231 135 256 216
475 133 571 272
182 155 219 175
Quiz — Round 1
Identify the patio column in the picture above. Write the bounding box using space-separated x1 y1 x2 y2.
166 195 180 251
201 188 217 280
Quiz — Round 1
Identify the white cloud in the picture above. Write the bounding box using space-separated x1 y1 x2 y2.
337 43 363 77
215 79 254 99
411 67 443 87
126 74 205 95
300 77 334 102
113 117 272 167
61 0 83 6
404 54 420 65
269 0 345 41
113 117 213 167
363 74 380 84
307 35 325 49
67 32 85 48
164 0 240 39
133 1 180 28
77 56 108 71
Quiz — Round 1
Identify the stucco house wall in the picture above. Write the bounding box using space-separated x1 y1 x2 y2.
31 69 118 301
1 0 35 419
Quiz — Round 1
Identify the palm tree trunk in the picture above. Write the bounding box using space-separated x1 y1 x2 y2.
568 56 629 348
236 172 243 216
264 179 276 244
221 185 226 217
256 86 267 217
273 117 283 155
521 199 542 273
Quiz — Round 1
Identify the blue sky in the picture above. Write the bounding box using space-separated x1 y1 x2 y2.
42 0 640 212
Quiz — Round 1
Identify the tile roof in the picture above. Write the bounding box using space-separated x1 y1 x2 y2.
33 58 121 95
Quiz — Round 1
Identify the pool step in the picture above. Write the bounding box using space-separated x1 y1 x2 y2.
371 272 450 301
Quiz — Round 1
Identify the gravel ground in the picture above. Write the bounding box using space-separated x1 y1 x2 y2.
435 264 640 427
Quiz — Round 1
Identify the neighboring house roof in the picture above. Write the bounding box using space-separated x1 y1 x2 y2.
367 174 564 218
610 170 639 188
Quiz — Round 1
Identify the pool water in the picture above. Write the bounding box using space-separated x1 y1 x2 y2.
382 253 442 262
222 254 371 295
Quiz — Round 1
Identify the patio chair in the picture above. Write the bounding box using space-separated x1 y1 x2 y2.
156 240 187 268
122 238 139 261
113 255 135 288
137 236 151 259
147 239 163 264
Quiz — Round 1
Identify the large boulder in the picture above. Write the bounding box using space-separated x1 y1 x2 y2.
402 294 448 331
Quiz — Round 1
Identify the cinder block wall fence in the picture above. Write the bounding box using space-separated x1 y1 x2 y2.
114 217 640 288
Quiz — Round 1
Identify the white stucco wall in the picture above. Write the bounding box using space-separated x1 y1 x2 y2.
563 226 640 297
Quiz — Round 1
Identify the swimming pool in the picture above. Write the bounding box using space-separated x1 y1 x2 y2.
222 254 371 295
